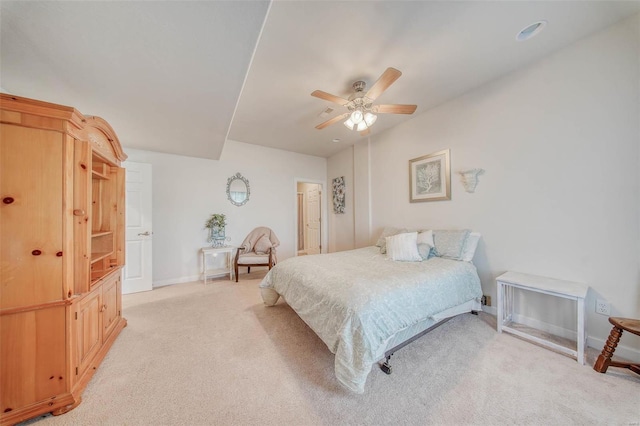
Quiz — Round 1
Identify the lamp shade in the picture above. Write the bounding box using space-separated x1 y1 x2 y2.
364 112 377 126
350 110 364 124
343 118 355 130
356 121 368 131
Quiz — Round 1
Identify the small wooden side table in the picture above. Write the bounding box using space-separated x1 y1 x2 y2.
201 246 235 283
496 271 589 364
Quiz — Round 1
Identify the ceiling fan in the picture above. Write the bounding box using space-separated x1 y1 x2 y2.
311 67 417 136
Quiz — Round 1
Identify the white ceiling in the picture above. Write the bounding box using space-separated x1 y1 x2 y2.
2 1 639 159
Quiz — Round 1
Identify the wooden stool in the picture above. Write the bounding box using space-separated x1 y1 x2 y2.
593 317 640 375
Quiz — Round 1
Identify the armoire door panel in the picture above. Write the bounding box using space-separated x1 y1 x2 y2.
114 166 125 267
75 286 102 377
0 124 64 309
73 139 91 295
0 306 66 412
102 273 119 341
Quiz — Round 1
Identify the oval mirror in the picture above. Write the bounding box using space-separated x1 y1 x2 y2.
226 172 250 206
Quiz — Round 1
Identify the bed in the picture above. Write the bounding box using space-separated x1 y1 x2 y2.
259 230 483 393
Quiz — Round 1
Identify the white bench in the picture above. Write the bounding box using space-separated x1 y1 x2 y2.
496 271 589 364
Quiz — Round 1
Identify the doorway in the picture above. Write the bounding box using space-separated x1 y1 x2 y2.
296 181 322 256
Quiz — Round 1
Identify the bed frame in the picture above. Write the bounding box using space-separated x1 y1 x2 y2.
379 311 478 374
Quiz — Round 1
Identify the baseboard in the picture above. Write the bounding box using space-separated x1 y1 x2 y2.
153 275 200 288
587 335 640 363
482 305 497 316
480 307 640 362
152 267 268 288
510 313 577 342
153 266 242 288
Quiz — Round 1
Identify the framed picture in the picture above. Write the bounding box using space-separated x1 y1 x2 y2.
332 176 345 213
409 149 451 202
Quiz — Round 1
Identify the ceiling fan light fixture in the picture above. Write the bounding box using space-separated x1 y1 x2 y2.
364 112 377 127
343 118 355 130
312 68 416 133
350 109 364 124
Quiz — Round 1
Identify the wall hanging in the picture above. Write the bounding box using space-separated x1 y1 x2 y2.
458 168 485 193
332 176 345 213
409 149 451 202
227 172 250 206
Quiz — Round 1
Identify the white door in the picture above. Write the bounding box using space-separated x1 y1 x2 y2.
306 185 321 254
122 161 153 294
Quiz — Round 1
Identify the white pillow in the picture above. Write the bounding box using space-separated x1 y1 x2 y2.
461 232 481 262
254 235 272 254
416 230 434 260
385 232 422 262
376 227 408 254
417 230 434 246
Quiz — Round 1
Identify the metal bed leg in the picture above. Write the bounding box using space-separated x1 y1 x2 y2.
378 316 457 377
380 353 393 375
471 310 479 315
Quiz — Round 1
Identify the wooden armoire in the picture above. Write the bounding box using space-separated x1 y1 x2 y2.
0 94 127 425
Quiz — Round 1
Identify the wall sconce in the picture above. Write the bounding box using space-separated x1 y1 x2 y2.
458 169 485 193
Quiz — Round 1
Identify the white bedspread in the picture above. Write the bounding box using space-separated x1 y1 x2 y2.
259 246 483 393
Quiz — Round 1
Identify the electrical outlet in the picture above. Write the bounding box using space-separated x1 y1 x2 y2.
481 295 491 306
595 299 610 316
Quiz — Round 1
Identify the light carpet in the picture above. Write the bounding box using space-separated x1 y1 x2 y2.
25 272 639 425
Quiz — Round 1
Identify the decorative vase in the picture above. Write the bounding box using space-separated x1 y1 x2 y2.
209 226 226 247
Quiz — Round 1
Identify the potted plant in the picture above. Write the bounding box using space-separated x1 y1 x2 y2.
205 213 227 246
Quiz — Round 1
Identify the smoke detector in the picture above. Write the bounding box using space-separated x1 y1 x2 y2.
517 20 547 41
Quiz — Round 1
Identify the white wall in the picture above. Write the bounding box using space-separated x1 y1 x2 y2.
124 140 326 286
326 141 372 251
327 146 355 252
353 141 372 248
329 15 640 354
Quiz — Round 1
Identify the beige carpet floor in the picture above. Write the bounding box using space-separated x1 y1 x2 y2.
25 271 639 425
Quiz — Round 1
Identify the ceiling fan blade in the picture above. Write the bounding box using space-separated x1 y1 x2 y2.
365 67 402 101
315 112 350 130
311 90 350 106
374 104 417 114
360 128 371 136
